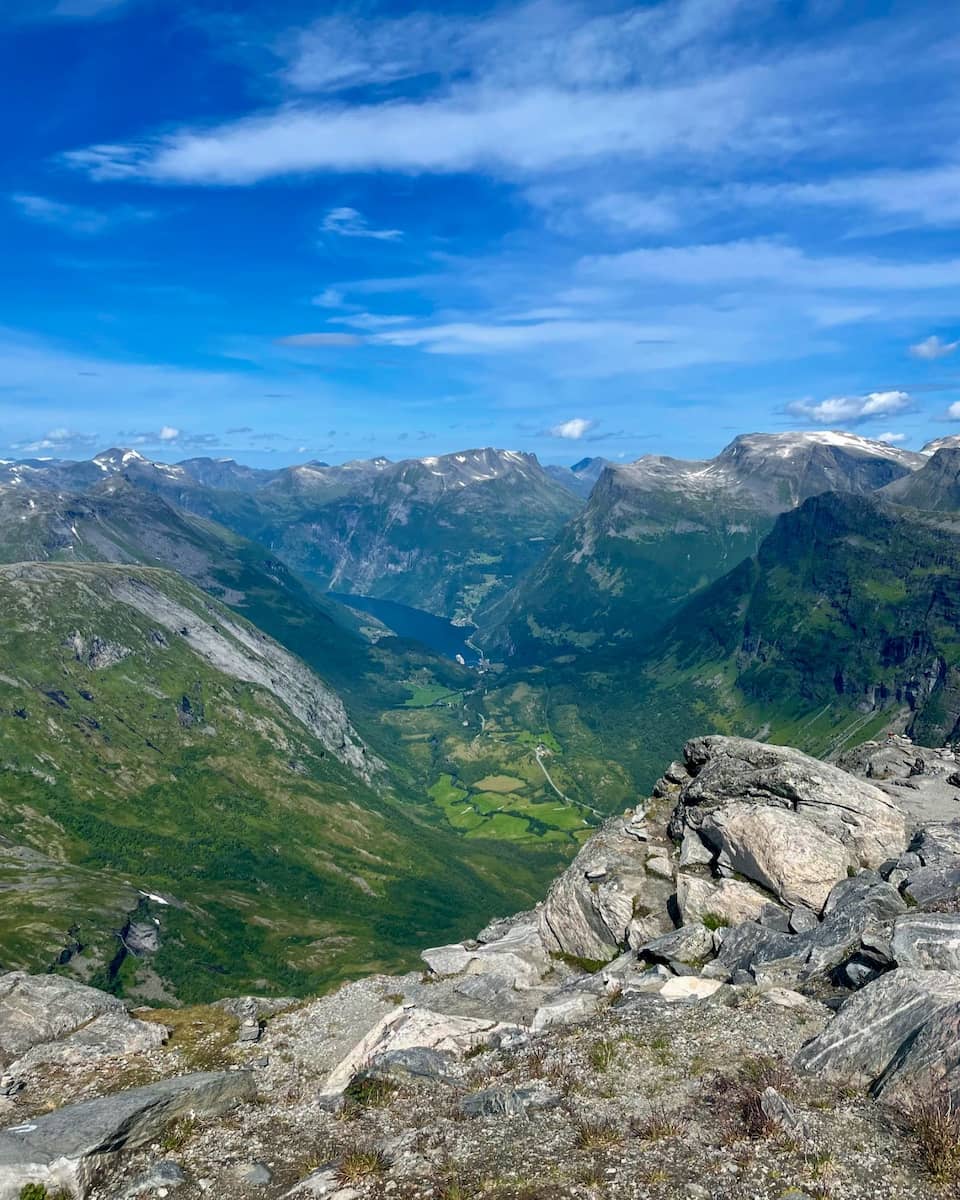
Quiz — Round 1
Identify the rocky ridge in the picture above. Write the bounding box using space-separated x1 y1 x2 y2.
5 734 960 1198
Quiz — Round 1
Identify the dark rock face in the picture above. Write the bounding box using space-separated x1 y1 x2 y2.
794 968 960 1086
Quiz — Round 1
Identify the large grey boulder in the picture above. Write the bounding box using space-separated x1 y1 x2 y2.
421 918 550 990
794 968 960 1085
675 736 905 868
0 973 125 1064
319 1006 521 1099
910 821 960 866
531 990 600 1031
892 912 960 972
902 865 960 908
9 1011 167 1074
638 923 716 969
675 875 772 927
538 815 674 961
0 1070 254 1200
875 1000 960 1103
717 873 904 989
700 803 853 912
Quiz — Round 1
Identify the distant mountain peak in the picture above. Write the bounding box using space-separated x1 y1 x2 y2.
921 434 960 456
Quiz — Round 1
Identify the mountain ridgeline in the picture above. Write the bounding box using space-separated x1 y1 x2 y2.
2 447 581 626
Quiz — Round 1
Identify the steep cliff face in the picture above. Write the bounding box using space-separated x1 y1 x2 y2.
482 431 920 662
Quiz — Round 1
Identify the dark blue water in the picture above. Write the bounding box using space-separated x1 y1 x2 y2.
330 593 480 665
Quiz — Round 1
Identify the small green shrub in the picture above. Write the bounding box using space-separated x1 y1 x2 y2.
702 912 730 931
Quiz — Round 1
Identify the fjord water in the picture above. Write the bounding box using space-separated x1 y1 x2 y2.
330 592 481 665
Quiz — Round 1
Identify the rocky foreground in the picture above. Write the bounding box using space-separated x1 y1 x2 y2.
5 734 960 1199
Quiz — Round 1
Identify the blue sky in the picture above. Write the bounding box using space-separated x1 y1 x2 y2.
2 0 960 466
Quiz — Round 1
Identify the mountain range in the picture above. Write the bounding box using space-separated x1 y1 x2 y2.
480 431 926 661
6 429 960 1002
2 447 580 626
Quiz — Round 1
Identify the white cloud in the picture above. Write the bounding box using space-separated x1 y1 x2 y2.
945 402 960 422
275 332 364 347
738 163 960 231
312 287 345 308
786 390 913 425
585 192 678 233
331 313 412 330
320 206 402 241
581 239 960 291
158 425 180 441
910 334 959 360
875 431 907 443
549 417 596 439
10 192 155 235
281 1 760 96
373 318 678 355
63 64 818 186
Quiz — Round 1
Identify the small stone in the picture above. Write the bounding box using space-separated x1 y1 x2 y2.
789 906 819 934
760 1086 802 1132
659 976 723 1002
645 855 673 880
234 1162 273 1186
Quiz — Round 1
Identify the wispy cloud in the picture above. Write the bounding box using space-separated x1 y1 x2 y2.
275 331 364 347
10 192 156 235
320 206 402 241
331 313 412 330
63 0 859 190
581 239 960 291
911 334 959 360
786 390 913 425
11 427 100 454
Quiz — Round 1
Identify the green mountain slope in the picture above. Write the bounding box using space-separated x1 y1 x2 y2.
0 563 570 1002
483 431 921 662
0 480 619 847
538 489 960 791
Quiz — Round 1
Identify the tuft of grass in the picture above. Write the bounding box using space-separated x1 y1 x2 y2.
574 1117 623 1150
549 950 612 974
336 1145 390 1184
587 1039 618 1072
138 1004 238 1072
707 1054 795 1141
702 911 730 931
161 1115 198 1153
631 1106 685 1141
341 1073 399 1117
903 1085 960 1187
